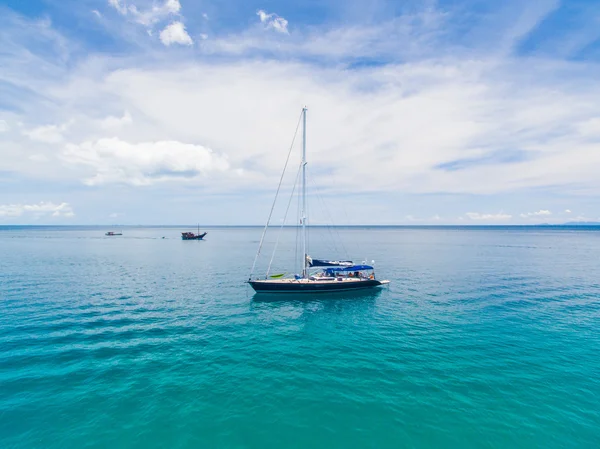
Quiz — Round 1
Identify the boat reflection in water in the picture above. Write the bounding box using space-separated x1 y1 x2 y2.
251 285 384 304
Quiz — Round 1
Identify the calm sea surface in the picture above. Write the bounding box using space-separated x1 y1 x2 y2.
1 226 599 448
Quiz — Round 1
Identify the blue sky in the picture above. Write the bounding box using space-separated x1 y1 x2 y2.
1 0 600 225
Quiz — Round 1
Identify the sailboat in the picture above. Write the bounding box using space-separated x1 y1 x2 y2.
247 107 390 293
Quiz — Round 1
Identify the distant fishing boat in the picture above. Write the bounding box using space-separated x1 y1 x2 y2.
247 107 390 293
181 224 207 240
105 231 122 236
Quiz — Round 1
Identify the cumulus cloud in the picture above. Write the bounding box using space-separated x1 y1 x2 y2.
466 212 512 221
160 21 193 46
257 10 289 34
565 209 572 213
520 210 552 218
62 137 230 186
0 202 74 218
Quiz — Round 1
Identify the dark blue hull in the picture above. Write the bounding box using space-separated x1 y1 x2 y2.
248 279 385 293
181 232 207 240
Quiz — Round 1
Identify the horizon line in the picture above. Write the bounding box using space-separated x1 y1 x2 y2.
1 223 600 228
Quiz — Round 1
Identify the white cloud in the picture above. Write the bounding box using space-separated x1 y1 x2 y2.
23 121 71 143
202 13 208 20
109 0 182 27
108 0 127 15
159 21 193 46
0 202 74 218
211 10 442 58
257 10 268 22
92 10 102 18
36 57 595 198
466 212 512 221
25 125 63 143
61 137 230 186
565 209 572 213
520 209 552 218
100 111 133 129
257 10 289 34
164 0 181 14
200 33 208 40
0 120 9 133
6 51 600 200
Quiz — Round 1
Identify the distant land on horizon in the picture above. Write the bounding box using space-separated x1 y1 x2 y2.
537 222 600 226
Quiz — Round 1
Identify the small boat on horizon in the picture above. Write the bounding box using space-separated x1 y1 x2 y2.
182 224 207 240
247 107 389 294
105 231 122 236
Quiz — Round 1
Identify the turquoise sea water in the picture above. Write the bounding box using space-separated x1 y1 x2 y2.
1 226 599 448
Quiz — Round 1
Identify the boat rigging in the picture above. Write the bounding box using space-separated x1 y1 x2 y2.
247 107 389 293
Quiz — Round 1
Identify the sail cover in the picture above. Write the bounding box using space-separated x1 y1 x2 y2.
324 265 374 272
307 256 353 267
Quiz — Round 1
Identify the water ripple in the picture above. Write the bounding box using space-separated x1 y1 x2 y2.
1 227 599 448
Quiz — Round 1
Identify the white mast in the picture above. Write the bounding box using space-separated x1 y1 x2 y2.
301 106 308 278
